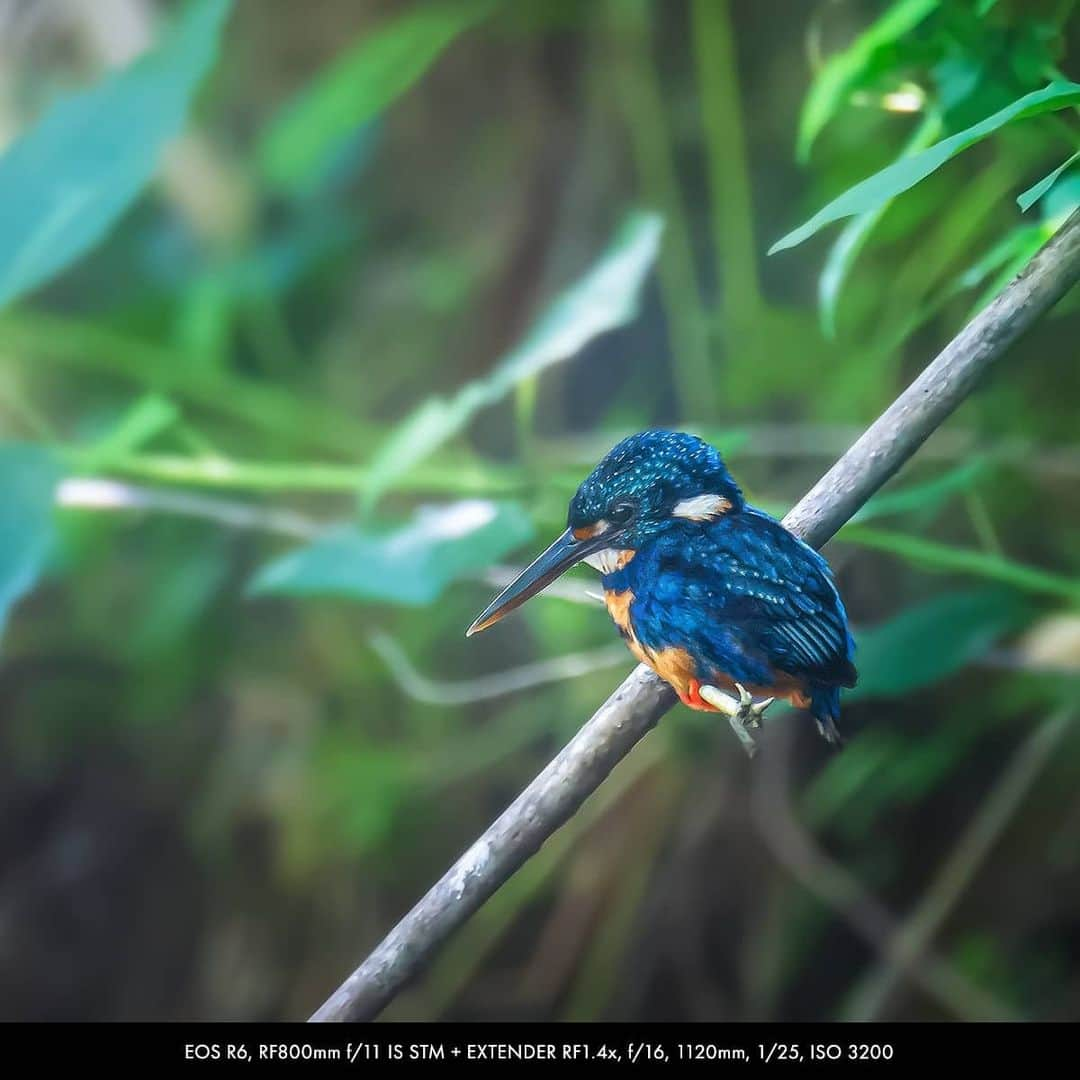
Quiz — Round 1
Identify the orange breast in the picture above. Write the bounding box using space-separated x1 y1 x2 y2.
648 646 699 698
603 590 698 698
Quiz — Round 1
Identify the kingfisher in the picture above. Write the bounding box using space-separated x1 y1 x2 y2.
467 430 856 754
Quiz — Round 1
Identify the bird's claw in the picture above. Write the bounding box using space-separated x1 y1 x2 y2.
697 682 775 758
738 684 774 729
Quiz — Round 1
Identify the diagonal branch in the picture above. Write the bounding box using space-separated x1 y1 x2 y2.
309 209 1080 1023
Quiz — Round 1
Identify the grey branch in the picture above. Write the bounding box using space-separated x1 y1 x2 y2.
309 209 1080 1023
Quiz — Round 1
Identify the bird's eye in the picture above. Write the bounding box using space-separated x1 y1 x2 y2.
608 501 636 525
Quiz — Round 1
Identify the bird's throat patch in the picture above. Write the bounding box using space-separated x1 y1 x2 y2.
585 548 635 575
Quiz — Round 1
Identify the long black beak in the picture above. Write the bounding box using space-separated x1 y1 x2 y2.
466 527 603 637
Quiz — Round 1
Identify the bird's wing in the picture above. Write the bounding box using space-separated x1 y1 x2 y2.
681 510 856 686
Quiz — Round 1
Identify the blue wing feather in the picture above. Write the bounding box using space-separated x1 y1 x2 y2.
712 508 856 687
620 507 857 694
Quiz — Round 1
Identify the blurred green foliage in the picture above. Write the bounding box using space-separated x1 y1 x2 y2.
258 0 495 194
0 0 231 307
0 0 1078 1022
773 79 1080 253
251 500 534 603
0 445 60 638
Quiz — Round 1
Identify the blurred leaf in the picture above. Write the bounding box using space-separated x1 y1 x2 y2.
1042 170 1080 220
0 0 232 309
250 499 534 605
957 224 1048 291
818 111 942 337
0 444 62 641
964 224 1052 317
258 0 494 194
818 213 883 341
85 393 180 464
173 272 234 366
853 459 991 524
125 527 229 660
803 715 987 840
852 588 1033 698
362 211 663 508
771 81 1080 253
311 733 413 854
1017 150 1080 212
797 0 939 162
841 524 1080 603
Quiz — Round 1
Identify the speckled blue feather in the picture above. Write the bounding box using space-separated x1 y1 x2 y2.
571 431 857 738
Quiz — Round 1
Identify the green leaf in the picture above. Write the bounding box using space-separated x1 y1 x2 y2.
0 444 62 641
957 225 1047 292
1017 150 1080 212
818 110 942 337
361 211 663 508
258 0 494 194
839 524 1080 604
250 499 534 606
771 81 1080 254
851 588 1032 699
963 224 1052 318
802 716 987 839
853 459 991 524
0 0 232 309
1041 171 1080 221
797 0 939 162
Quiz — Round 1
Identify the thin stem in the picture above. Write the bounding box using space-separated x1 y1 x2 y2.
55 476 324 540
964 489 1005 556
368 631 629 706
609 0 715 419
62 449 525 497
691 0 763 329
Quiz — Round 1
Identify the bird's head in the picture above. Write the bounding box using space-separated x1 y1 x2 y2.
467 430 742 635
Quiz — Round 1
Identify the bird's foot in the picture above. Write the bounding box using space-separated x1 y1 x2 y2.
697 682 774 758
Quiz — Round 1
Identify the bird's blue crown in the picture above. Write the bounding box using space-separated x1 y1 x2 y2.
568 430 743 537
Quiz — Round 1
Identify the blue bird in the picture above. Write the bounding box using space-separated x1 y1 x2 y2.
467 430 857 753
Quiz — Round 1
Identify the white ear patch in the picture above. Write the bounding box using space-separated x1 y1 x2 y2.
672 493 732 521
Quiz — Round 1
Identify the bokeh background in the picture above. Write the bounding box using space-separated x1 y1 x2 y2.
1 0 1079 1022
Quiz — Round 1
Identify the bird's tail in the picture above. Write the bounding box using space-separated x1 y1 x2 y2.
809 684 845 747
